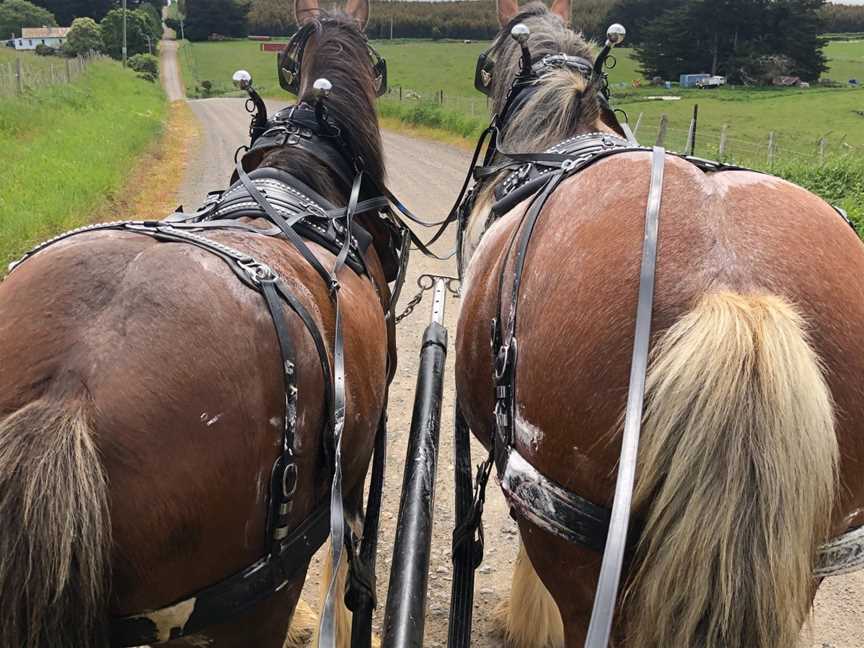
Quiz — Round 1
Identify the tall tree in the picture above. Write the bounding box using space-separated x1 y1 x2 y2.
632 0 829 83
100 7 152 58
30 0 115 25
0 0 56 39
183 0 248 40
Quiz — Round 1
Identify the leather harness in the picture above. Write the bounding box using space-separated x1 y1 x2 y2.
447 34 864 648
7 96 410 647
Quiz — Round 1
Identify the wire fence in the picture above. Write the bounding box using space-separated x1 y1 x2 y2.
380 86 860 168
0 53 104 98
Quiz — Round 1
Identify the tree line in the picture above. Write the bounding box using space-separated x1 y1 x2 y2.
611 0 830 82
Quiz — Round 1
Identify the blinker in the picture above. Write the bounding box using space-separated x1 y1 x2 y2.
278 21 388 98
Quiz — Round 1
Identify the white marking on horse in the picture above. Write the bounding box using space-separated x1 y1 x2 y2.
515 414 544 452
711 172 785 198
145 597 197 642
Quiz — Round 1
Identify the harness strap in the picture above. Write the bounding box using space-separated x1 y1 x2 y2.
446 403 493 648
584 146 666 648
346 409 388 648
236 160 337 291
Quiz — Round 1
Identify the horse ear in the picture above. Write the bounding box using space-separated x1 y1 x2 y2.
549 0 571 26
344 0 370 30
295 0 320 26
496 0 519 27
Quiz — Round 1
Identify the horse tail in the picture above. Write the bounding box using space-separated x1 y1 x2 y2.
624 291 837 648
0 399 111 648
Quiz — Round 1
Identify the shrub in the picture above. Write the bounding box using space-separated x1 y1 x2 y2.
128 53 158 82
34 43 57 56
63 17 103 57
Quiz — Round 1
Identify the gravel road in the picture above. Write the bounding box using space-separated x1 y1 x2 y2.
161 41 862 647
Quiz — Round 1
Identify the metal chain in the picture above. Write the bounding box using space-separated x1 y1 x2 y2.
394 288 426 324
394 274 461 325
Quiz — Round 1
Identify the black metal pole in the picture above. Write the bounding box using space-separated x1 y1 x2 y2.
382 280 448 648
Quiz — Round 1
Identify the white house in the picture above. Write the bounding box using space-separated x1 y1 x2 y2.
11 26 71 51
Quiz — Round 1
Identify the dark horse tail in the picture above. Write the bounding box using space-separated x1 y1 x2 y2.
625 291 837 648
0 399 111 648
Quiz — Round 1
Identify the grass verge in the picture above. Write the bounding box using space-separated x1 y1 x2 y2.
1 59 167 269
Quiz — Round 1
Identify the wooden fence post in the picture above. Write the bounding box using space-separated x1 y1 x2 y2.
819 137 826 164
685 104 699 156
719 124 728 159
768 131 776 168
655 114 668 147
65 58 71 83
15 58 23 94
632 112 643 137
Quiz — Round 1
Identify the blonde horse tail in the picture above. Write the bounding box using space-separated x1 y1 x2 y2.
625 291 837 648
0 399 111 648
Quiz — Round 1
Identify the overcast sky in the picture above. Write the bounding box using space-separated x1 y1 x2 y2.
831 0 864 4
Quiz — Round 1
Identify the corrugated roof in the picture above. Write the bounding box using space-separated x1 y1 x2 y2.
21 27 71 39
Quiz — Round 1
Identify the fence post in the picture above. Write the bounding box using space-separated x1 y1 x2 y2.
399 86 402 101
719 124 728 160
685 104 699 156
632 112 643 137
655 114 668 147
65 58 71 83
15 58 23 94
819 137 826 164
768 132 776 168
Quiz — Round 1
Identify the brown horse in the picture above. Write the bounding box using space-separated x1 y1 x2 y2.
0 2 396 647
455 2 864 647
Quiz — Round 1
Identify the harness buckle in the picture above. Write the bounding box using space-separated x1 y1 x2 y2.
281 461 298 500
561 158 577 172
239 260 276 284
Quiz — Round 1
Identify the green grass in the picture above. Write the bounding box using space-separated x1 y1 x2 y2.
824 39 864 83
0 60 167 268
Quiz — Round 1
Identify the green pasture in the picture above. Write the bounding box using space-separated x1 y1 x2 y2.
825 39 864 83
0 60 166 269
0 48 60 76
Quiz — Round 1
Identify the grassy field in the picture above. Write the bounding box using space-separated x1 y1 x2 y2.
825 39 864 82
0 60 166 268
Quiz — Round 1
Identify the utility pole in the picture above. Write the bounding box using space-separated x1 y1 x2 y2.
122 0 127 67
390 15 393 40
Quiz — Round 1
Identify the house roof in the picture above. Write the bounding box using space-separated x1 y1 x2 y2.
21 27 71 39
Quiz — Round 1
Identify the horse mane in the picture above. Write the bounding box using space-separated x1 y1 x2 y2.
262 12 385 204
489 2 603 153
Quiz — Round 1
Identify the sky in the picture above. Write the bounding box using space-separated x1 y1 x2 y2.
831 0 864 4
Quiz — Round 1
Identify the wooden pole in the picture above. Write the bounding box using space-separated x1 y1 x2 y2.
768 132 776 168
819 137 826 164
719 124 728 159
655 114 668 147
685 104 699 156
66 58 71 83
15 58 23 94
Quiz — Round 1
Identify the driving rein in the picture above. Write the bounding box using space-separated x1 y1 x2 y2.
6 100 410 647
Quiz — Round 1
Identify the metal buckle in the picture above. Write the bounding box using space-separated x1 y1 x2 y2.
282 461 298 499
239 260 275 284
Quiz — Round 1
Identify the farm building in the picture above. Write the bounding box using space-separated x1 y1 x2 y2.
10 27 71 51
